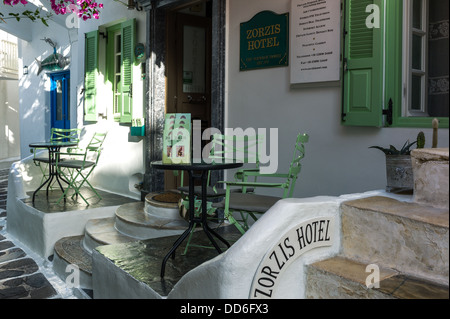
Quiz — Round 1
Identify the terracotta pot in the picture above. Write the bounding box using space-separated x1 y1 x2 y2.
385 155 414 192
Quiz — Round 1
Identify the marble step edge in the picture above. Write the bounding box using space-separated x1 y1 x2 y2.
305 256 449 299
83 217 140 254
114 202 188 240
341 196 449 229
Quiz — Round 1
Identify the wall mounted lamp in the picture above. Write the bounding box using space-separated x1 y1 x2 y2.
127 0 142 11
23 65 28 75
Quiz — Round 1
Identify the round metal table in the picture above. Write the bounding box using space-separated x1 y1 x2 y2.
29 141 78 203
151 160 243 278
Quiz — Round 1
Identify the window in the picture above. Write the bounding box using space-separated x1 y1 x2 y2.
342 0 448 128
84 19 135 123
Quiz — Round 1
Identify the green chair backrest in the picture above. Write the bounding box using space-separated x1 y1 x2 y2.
284 133 309 198
50 128 81 143
85 132 107 164
209 133 264 166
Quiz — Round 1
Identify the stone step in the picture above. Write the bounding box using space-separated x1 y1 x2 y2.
341 196 449 285
53 235 93 290
115 201 188 240
83 217 140 254
306 256 449 299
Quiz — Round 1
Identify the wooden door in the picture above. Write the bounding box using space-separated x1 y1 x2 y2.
166 7 212 190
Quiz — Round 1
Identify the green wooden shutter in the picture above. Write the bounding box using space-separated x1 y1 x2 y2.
342 0 384 127
84 30 99 122
120 19 135 123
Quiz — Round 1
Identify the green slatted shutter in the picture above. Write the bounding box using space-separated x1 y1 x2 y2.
84 30 98 122
342 0 384 127
120 19 135 123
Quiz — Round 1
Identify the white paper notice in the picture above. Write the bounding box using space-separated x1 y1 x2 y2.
290 0 341 85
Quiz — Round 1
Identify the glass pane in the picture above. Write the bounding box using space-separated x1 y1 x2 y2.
411 75 422 110
116 55 121 74
412 34 422 70
183 25 206 94
412 0 422 29
116 34 121 53
56 80 63 121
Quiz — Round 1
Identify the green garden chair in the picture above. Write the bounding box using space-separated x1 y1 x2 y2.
31 127 81 188
178 132 263 254
55 132 107 205
213 133 309 234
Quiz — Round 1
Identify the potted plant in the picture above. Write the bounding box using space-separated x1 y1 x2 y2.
370 132 425 193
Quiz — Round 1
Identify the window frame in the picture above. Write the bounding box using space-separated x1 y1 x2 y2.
342 0 448 129
84 19 135 124
393 0 448 128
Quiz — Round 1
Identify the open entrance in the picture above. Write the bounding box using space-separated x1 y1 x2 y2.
165 1 212 190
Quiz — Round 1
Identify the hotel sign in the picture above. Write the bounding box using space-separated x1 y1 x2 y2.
240 11 289 71
250 217 335 299
290 0 341 85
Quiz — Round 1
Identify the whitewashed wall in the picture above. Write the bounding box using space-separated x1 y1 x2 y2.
74 2 147 198
0 79 20 160
226 0 449 198
16 2 147 199
18 19 74 158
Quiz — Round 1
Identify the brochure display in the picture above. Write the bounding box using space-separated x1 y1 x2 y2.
163 113 191 164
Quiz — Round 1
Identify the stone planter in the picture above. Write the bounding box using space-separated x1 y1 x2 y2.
411 148 449 209
385 155 414 192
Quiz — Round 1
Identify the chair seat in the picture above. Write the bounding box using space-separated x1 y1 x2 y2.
56 160 95 169
177 186 255 197
178 186 226 197
213 193 281 213
34 157 67 164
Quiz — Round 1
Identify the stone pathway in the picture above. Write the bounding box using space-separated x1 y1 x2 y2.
0 166 72 299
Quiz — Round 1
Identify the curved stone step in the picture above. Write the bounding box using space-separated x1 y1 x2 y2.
144 191 183 220
83 217 138 254
115 201 188 240
53 236 93 290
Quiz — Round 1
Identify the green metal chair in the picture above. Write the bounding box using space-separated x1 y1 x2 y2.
31 127 81 188
55 132 107 205
213 133 309 234
178 132 263 254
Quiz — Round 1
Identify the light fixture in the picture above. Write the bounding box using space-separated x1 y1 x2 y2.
23 65 28 75
127 0 142 11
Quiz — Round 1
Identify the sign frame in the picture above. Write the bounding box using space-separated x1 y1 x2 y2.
240 11 290 71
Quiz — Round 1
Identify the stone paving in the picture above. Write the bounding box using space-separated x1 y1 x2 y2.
0 166 66 299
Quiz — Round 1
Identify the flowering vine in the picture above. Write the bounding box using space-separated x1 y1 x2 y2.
1 0 103 25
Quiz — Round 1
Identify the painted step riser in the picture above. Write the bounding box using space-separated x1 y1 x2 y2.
305 266 395 299
341 206 449 285
53 252 93 290
114 218 185 240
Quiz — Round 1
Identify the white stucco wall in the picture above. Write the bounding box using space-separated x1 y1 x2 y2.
16 2 147 199
74 2 147 198
0 79 20 160
225 0 449 198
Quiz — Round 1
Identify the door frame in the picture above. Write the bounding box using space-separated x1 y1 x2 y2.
143 0 226 196
49 70 71 130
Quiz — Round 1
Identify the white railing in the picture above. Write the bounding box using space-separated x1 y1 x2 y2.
0 39 19 78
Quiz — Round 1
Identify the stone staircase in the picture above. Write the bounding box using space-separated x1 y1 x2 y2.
305 149 449 299
52 192 188 291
